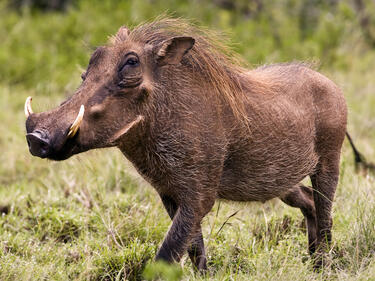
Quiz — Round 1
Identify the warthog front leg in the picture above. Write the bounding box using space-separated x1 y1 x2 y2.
159 195 207 271
187 228 206 270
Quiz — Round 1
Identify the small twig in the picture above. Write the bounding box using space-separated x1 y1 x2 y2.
215 210 240 236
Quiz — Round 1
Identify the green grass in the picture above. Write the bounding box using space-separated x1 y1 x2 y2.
0 0 375 280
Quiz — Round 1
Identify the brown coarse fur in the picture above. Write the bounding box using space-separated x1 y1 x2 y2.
26 18 350 271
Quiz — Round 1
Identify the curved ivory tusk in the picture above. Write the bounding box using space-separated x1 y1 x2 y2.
24 96 33 117
68 105 85 138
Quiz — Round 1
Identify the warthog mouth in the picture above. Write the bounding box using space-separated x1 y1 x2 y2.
32 125 85 161
48 132 83 161
25 97 86 161
26 126 84 161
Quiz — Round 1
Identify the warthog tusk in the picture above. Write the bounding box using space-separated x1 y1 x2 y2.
68 105 85 138
24 96 33 117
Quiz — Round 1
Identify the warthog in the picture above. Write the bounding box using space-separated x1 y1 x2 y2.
26 18 352 270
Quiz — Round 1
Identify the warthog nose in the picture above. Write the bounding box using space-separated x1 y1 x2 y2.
26 130 50 158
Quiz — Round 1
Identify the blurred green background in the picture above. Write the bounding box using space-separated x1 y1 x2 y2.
2 0 375 88
0 0 375 280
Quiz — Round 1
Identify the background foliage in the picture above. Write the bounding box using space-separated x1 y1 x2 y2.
0 0 374 280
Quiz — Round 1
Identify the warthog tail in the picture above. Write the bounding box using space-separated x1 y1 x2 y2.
346 132 375 174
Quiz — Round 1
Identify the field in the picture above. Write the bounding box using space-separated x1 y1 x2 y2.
0 0 375 280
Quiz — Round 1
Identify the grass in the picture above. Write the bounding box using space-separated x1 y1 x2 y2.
0 0 375 280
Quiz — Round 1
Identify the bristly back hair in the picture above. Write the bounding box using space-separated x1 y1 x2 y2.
111 17 254 128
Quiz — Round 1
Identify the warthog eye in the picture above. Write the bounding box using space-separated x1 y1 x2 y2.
117 53 141 89
119 53 140 73
81 72 87 81
119 58 139 73
125 57 139 66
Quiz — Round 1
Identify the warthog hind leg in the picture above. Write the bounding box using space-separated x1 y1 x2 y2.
280 184 317 255
310 152 340 267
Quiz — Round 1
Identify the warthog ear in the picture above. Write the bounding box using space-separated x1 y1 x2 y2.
110 26 130 44
154 36 195 66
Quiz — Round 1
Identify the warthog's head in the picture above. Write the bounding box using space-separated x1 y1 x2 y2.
25 25 194 160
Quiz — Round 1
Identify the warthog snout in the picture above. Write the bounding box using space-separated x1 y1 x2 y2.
26 130 50 158
25 96 85 160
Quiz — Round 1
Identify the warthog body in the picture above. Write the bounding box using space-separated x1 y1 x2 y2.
25 19 347 270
